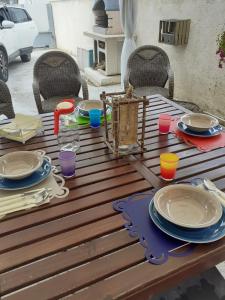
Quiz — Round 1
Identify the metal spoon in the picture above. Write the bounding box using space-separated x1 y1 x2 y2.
0 188 52 205
203 179 225 207
0 189 51 214
26 189 51 206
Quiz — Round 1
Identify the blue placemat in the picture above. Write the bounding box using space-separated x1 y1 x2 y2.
113 189 195 265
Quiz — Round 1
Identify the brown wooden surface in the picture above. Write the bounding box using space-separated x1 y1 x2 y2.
0 94 225 300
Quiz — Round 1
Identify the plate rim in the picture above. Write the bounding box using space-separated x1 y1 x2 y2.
0 151 43 180
153 184 223 229
77 100 104 117
180 113 219 132
177 121 222 137
0 158 52 190
76 106 112 119
149 199 225 244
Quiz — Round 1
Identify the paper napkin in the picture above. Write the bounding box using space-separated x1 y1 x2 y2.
0 114 43 143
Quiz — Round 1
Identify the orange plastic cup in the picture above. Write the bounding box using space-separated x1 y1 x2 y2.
160 153 179 181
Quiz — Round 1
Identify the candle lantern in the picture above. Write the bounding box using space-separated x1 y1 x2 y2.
101 87 149 157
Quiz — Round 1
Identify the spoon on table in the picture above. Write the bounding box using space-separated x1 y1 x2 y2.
0 189 51 215
203 179 225 207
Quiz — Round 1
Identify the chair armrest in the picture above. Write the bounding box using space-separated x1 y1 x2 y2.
81 76 89 100
168 68 174 99
32 80 43 114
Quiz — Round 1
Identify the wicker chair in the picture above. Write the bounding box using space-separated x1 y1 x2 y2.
33 50 89 113
124 45 174 99
0 80 15 119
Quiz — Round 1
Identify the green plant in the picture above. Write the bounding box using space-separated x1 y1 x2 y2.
216 31 225 68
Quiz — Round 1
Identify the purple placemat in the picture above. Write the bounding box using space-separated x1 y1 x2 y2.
113 189 195 265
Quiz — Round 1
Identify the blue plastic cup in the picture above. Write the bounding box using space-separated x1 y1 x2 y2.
89 109 101 128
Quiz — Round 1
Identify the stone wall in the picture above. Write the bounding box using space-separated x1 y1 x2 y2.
136 0 225 116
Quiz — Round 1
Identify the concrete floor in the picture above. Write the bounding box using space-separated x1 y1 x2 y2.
6 48 225 280
8 48 122 115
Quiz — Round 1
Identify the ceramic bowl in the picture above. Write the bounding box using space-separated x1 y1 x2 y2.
180 113 219 132
153 184 223 229
177 122 223 137
77 100 103 117
0 151 43 180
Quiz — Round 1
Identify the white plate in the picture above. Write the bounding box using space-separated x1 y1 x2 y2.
153 184 223 229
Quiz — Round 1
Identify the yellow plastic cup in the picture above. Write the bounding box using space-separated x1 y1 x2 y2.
160 153 180 181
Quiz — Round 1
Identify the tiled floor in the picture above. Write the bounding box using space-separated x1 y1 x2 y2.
7 48 225 280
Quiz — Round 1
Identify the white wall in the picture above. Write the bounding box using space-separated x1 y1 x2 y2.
51 0 94 56
136 0 225 116
19 0 50 33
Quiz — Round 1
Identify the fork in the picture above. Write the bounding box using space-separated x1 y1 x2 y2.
0 189 52 215
0 188 52 206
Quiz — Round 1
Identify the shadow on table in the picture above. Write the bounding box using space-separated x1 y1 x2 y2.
151 268 225 300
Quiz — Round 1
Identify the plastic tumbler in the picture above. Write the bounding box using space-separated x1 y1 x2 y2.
58 151 76 178
160 153 179 181
89 109 101 128
158 114 172 134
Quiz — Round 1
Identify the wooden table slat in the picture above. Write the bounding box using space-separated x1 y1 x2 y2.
0 180 151 237
64 240 225 300
0 230 137 295
0 94 225 300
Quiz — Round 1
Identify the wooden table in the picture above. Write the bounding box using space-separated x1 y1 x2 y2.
0 94 225 300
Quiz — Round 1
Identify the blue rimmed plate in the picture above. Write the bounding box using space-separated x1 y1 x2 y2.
149 199 225 244
177 121 223 138
0 158 52 190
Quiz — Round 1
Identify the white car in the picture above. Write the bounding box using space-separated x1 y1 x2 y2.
0 5 38 81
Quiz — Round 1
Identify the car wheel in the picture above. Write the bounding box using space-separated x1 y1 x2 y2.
0 49 8 82
20 53 31 62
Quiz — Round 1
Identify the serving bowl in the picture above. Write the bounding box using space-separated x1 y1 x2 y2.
77 100 104 118
180 113 219 132
0 151 43 180
153 184 222 229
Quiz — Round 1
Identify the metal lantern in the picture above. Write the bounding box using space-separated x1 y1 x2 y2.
100 88 148 157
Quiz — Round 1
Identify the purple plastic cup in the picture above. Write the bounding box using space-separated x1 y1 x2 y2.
58 151 76 178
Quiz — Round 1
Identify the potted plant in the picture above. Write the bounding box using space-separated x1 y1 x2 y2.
216 30 225 68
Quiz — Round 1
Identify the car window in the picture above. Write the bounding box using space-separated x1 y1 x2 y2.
0 8 8 25
8 8 31 23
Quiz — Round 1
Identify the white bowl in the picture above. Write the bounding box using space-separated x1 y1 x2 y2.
180 113 219 132
78 100 103 117
0 151 43 180
153 184 222 228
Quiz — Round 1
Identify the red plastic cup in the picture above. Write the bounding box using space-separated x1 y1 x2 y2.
158 114 172 134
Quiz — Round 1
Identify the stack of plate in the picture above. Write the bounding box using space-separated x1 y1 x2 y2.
149 184 225 243
177 113 223 137
0 151 52 190
77 100 111 118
